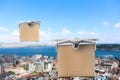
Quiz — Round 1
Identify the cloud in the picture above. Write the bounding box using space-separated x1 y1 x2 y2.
89 32 98 35
77 31 87 35
77 30 98 36
40 31 51 40
0 27 8 32
102 22 109 26
61 28 70 36
39 28 54 44
0 30 20 43
0 34 19 43
115 22 120 28
40 28 52 41
11 30 19 36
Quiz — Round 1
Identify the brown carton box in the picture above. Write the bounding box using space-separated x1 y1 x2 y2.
56 43 95 77
19 21 40 42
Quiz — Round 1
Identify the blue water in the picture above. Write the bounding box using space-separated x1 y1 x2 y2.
0 46 120 58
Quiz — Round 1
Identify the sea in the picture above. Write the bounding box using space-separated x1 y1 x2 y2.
0 46 120 58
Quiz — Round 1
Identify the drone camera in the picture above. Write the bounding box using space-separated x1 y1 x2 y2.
28 22 34 27
72 42 80 50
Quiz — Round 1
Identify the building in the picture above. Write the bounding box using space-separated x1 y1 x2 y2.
0 64 5 74
5 67 25 74
35 62 44 72
44 62 53 72
28 63 35 73
31 54 42 61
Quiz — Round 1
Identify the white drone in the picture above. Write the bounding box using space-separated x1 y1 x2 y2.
54 38 98 50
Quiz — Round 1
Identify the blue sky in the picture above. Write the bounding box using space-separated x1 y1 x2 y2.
0 0 120 43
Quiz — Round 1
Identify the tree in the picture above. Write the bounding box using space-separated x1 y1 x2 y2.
8 71 15 75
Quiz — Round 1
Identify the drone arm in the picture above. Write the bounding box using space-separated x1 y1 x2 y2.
80 40 94 43
57 40 72 45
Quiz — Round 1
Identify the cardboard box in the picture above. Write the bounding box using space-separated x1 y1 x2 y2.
19 21 40 42
56 43 95 77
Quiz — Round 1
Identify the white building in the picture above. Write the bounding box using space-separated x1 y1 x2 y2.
5 67 25 74
48 62 53 71
28 63 35 73
44 62 53 72
0 65 1 74
32 54 42 60
111 61 118 70
35 62 44 72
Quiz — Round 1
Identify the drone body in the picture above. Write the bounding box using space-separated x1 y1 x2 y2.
54 38 98 50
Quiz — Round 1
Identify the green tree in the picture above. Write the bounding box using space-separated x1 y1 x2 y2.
8 71 15 74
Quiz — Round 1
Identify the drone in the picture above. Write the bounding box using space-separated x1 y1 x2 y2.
53 38 98 50
19 21 40 27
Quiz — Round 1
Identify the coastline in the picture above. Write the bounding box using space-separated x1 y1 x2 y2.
0 46 120 59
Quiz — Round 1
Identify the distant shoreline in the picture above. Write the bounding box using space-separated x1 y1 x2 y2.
0 43 120 51
0 46 120 59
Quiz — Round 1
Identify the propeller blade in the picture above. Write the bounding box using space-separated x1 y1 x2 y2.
71 37 80 42
82 38 98 41
53 38 98 44
57 40 72 44
80 40 94 43
51 39 67 42
24 21 40 25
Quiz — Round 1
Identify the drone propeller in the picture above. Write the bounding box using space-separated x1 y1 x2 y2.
20 21 40 26
56 38 80 44
57 40 72 44
52 39 67 42
82 38 98 41
81 38 98 43
80 40 94 43
57 38 98 44
54 38 98 50
28 21 40 26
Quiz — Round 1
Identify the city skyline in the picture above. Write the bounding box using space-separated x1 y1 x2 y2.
0 0 120 43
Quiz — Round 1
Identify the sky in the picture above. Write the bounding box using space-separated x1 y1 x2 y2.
0 0 120 43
